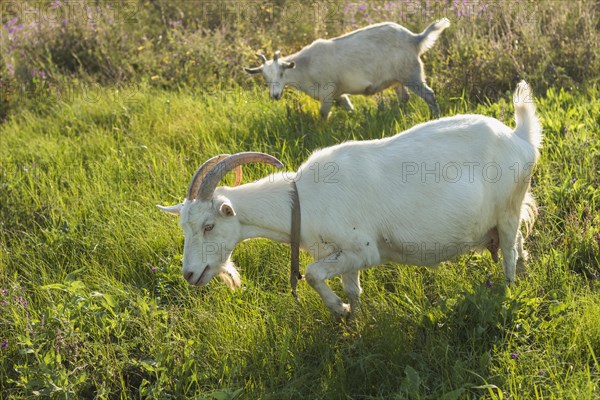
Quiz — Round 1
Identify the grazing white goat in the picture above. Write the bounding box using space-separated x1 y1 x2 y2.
159 81 541 319
245 19 450 118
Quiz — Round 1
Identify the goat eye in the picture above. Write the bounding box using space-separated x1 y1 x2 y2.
204 224 214 232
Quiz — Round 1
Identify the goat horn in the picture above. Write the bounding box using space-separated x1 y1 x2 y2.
256 53 267 64
187 154 243 200
273 50 281 62
198 152 283 201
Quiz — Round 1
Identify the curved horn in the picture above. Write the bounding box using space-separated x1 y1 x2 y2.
273 50 281 62
232 167 243 186
198 152 284 201
187 154 243 200
256 53 267 64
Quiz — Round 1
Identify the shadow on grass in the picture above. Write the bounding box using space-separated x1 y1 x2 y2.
228 280 520 400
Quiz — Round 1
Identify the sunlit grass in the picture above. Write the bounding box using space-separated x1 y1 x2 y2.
0 82 598 398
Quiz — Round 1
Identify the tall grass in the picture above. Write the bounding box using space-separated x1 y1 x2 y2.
1 1 599 120
1 0 599 398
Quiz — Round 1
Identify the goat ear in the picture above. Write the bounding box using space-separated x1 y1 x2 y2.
157 204 182 216
219 202 236 217
283 61 295 69
244 66 263 74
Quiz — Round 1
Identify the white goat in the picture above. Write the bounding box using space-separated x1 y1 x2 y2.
245 19 450 118
159 81 542 319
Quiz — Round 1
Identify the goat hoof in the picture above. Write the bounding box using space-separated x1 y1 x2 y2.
332 303 352 322
344 311 356 323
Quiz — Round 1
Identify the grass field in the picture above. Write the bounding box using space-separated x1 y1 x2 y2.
1 1 599 398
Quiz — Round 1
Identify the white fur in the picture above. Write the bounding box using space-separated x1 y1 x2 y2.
246 19 450 118
160 81 542 319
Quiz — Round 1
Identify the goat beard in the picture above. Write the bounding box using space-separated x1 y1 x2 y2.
217 260 241 289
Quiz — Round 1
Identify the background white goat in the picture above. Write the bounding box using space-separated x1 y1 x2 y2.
159 81 542 319
245 19 450 118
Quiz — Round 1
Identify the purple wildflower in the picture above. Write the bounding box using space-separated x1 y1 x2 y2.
0 289 6 296
358 5 366 11
151 267 157 273
9 23 24 34
1 340 7 349
0 301 6 306
51 0 62 9
6 63 14 76
485 278 492 288
17 296 27 307
571 178 577 184
4 17 18 29
169 18 183 27
510 353 519 359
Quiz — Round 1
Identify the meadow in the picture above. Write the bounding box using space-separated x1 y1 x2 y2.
1 1 599 398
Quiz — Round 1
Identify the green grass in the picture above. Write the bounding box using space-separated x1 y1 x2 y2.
0 81 598 398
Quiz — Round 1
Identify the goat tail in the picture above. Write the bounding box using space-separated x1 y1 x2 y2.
416 18 450 55
520 190 538 238
513 80 543 151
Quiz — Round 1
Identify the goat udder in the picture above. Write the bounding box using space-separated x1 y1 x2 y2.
486 227 500 262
